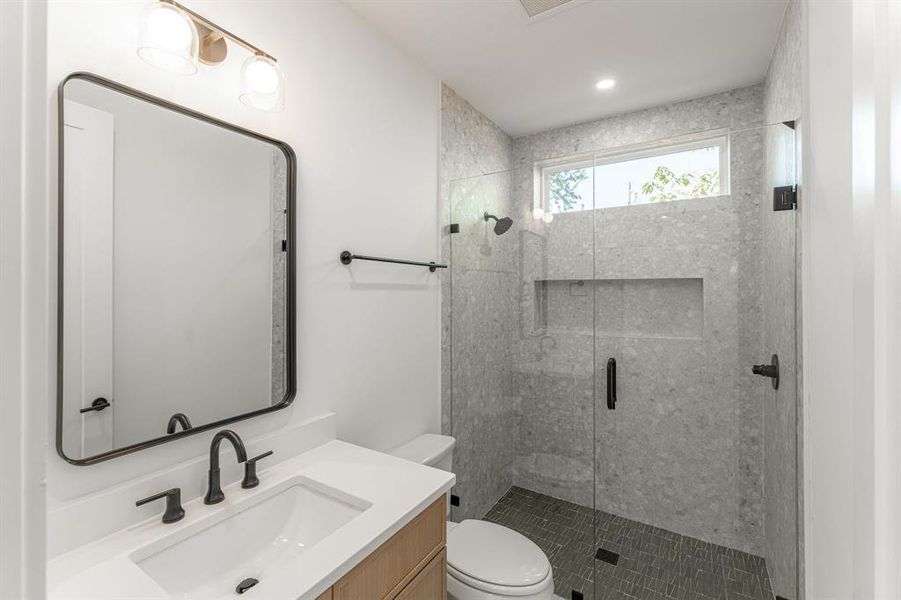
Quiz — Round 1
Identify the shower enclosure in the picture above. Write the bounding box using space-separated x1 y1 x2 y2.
447 122 799 600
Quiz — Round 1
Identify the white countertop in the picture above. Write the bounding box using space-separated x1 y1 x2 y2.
47 440 455 600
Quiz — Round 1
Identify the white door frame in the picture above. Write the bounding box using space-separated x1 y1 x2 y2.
0 0 49 597
802 0 901 597
62 100 116 458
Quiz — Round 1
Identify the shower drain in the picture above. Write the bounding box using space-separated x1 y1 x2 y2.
594 547 620 565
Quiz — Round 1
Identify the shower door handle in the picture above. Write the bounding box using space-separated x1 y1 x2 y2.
607 358 616 410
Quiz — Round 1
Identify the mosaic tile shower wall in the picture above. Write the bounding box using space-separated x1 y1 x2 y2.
509 86 768 555
440 85 520 521
441 17 800 589
270 149 288 405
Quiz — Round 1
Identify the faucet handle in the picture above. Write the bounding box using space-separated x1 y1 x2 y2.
136 488 185 524
241 450 273 489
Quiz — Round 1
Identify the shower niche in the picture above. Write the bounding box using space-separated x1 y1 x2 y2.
530 277 705 339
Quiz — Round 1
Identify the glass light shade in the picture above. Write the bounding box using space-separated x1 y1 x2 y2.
137 2 199 75
240 55 284 112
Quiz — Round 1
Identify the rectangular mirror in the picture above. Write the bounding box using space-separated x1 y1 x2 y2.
57 73 295 465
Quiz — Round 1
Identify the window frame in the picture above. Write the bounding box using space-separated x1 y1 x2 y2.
536 132 731 215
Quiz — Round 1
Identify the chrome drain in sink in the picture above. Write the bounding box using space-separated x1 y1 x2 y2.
236 577 259 594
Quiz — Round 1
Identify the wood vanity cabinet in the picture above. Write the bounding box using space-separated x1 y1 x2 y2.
318 496 447 600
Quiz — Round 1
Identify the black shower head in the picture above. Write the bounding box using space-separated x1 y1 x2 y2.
484 212 513 235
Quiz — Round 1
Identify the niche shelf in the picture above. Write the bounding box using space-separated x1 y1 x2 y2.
532 277 704 340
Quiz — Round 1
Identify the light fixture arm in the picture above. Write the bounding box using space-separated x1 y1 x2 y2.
160 0 277 63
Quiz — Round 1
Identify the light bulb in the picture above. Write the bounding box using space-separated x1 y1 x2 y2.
245 60 279 95
240 55 285 112
595 78 616 90
532 207 545 220
137 2 199 76
543 212 554 224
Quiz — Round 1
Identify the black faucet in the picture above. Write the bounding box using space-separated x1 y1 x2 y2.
242 450 274 489
204 429 247 505
136 488 185 524
166 412 193 434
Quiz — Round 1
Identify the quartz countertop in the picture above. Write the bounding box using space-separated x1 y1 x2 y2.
48 440 455 600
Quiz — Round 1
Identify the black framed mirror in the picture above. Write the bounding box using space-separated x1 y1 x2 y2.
57 73 296 465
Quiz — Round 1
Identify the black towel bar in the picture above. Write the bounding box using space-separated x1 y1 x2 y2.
340 250 447 272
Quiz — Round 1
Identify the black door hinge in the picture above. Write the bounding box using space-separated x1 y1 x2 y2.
281 240 287 252
449 223 460 234
773 185 797 211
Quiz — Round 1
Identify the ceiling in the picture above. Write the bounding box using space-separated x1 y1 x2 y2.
345 0 789 137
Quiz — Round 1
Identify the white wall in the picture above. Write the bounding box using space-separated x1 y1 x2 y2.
802 1 901 598
47 0 441 512
0 0 49 596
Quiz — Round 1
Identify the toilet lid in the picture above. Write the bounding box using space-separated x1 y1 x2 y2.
447 520 550 588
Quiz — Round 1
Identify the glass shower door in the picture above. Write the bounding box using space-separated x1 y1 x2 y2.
448 167 598 599
590 124 799 600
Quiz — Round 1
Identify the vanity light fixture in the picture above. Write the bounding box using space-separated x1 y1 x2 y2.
137 1 199 75
137 0 284 111
240 54 285 112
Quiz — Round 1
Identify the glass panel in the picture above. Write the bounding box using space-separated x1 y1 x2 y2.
761 122 799 600
447 124 798 600
594 141 723 207
592 123 799 600
546 164 593 213
544 137 726 214
448 170 521 524
448 166 598 599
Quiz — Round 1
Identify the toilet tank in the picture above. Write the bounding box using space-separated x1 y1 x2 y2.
390 434 455 472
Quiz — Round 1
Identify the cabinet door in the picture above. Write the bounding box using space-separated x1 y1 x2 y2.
333 497 445 600
395 549 446 600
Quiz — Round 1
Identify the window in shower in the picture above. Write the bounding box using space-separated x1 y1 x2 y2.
540 135 729 213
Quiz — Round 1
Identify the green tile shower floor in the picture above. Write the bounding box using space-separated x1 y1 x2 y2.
482 486 775 600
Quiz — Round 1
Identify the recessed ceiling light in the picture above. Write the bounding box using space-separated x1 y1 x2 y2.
595 78 616 90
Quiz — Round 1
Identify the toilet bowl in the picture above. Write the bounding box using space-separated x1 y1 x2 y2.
446 520 554 600
391 435 555 600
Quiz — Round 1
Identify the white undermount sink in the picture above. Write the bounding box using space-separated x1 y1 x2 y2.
129 477 369 599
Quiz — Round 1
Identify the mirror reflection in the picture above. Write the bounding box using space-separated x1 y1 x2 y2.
59 75 293 464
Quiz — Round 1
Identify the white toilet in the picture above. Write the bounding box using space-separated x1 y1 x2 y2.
391 434 555 600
